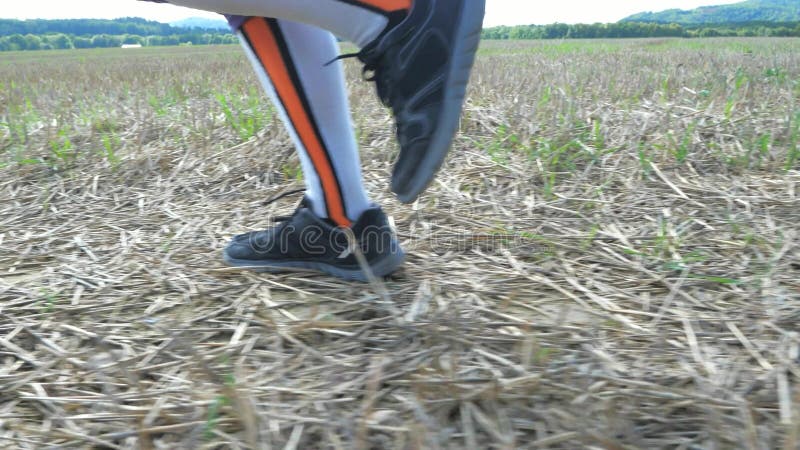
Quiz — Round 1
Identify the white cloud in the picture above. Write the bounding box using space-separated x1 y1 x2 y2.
1 1 220 23
483 0 743 27
2 0 745 26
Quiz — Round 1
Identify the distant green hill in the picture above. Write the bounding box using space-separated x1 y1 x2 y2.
0 17 229 37
170 17 229 30
622 0 800 24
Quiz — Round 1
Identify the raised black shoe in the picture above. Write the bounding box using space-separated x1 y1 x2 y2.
356 0 486 203
223 198 405 282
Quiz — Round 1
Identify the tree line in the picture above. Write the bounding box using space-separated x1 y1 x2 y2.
3 18 800 51
0 33 238 51
481 21 800 40
0 17 235 51
0 17 208 37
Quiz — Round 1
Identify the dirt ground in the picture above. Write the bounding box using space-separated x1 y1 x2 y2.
1 39 799 449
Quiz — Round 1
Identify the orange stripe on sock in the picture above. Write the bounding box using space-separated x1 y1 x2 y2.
242 18 352 228
357 0 412 12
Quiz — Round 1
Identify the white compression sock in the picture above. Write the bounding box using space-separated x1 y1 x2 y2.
237 18 371 225
167 0 397 48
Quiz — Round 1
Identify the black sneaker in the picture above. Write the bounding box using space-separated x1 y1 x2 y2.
223 198 405 282
356 0 486 203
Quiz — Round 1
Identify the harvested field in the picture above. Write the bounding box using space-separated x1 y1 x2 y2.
1 38 799 449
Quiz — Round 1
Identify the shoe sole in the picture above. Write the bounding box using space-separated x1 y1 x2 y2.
392 0 487 203
222 247 406 282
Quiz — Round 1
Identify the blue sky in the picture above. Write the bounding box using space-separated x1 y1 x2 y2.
3 0 742 26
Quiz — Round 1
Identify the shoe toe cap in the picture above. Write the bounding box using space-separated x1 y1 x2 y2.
224 240 253 260
392 139 432 202
225 231 274 260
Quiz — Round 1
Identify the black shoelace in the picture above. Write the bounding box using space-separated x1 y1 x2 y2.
260 188 307 224
324 11 415 109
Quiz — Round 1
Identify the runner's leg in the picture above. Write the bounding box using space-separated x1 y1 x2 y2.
168 0 410 47
232 17 371 226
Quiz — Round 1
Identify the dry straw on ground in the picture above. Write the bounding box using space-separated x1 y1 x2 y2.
1 39 799 449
